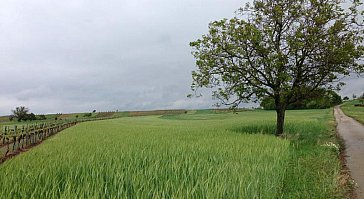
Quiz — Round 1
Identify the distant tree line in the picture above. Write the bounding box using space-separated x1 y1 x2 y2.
260 89 342 110
9 106 47 122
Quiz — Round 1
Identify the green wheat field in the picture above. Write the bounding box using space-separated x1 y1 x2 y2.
0 109 344 198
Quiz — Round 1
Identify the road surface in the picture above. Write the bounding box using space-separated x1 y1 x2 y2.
334 106 364 198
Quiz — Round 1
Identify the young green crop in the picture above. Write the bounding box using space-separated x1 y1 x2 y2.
0 109 343 198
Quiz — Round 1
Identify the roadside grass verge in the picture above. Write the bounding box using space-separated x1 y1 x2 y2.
281 110 344 198
341 100 364 124
229 109 344 198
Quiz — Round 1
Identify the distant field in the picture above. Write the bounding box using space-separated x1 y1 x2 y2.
0 110 187 127
0 109 344 198
0 115 11 123
341 100 364 124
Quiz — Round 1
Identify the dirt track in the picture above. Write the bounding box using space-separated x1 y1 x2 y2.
334 106 364 198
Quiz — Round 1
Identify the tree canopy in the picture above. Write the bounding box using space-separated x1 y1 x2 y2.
11 106 29 122
260 89 342 110
10 106 44 122
190 0 364 135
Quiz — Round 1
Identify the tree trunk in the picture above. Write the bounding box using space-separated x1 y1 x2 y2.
275 107 286 136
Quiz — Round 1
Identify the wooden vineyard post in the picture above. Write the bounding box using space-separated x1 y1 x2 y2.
32 124 34 143
30 125 34 145
12 126 16 152
42 123 46 140
50 123 53 136
40 124 43 140
44 124 47 138
46 123 49 138
0 127 2 146
35 129 38 143
3 127 9 156
2 126 7 145
19 126 23 149
50 125 53 136
25 125 29 146
33 126 36 144
38 124 41 141
21 126 26 149
34 130 37 144
5 138 9 157
34 124 37 144
36 125 39 143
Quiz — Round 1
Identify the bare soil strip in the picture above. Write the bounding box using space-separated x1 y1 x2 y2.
335 106 364 198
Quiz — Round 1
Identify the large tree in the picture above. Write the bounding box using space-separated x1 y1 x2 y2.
190 0 364 136
11 106 29 122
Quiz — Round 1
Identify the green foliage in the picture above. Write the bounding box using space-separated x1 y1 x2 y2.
190 0 364 135
328 90 343 106
11 106 29 122
8 115 14 121
24 113 37 121
359 98 364 105
260 97 276 110
83 113 92 117
37 115 47 120
261 89 342 110
0 110 344 198
359 93 364 105
9 107 44 122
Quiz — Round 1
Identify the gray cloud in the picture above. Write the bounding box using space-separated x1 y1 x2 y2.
0 0 363 115
0 0 245 115
340 75 364 98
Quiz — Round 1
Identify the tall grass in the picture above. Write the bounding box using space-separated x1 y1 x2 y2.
0 109 343 198
0 114 289 198
341 100 364 124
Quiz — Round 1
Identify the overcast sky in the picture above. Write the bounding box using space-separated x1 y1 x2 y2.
0 0 363 115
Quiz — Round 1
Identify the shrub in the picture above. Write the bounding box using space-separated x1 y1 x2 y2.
83 113 92 117
37 115 47 120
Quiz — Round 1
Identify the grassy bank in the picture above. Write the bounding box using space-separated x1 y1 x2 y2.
341 100 364 124
0 109 344 198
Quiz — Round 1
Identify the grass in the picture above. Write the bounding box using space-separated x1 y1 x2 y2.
0 109 344 198
280 110 343 198
341 100 364 124
0 110 186 127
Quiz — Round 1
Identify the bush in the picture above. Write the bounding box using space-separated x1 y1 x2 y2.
83 113 92 117
37 115 47 120
24 113 36 121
